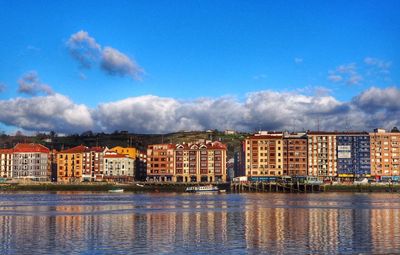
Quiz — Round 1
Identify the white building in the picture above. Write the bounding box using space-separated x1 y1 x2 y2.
12 143 50 181
104 151 135 182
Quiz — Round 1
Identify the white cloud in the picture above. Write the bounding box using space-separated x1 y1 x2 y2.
101 47 144 80
17 71 54 96
66 30 143 80
1 87 399 134
66 30 101 68
0 94 93 133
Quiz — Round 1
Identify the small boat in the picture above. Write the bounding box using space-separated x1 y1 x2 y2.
219 189 226 193
136 183 144 187
185 185 219 193
108 188 124 193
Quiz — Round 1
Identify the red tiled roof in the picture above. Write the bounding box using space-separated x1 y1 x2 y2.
0 148 13 154
90 146 104 152
60 145 88 153
13 143 50 153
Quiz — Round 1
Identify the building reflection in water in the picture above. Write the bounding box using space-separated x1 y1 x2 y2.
0 193 400 254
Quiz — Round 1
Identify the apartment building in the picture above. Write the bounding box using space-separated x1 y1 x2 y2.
57 145 86 182
82 146 105 182
147 144 175 181
336 132 370 178
307 132 337 179
370 128 400 180
147 141 227 182
103 151 134 182
12 143 50 181
283 132 308 177
174 141 227 183
243 131 284 179
111 146 147 181
0 149 13 179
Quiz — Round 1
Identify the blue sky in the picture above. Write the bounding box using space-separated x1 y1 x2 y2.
0 1 399 134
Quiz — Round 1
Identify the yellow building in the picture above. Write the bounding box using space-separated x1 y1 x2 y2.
111 146 138 159
57 145 86 182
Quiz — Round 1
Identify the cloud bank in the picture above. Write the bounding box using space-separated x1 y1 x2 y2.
66 30 144 80
0 87 398 134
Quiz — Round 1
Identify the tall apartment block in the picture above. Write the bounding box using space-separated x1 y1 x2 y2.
370 128 400 179
242 132 284 179
307 132 337 179
283 132 308 177
12 143 50 181
336 132 370 178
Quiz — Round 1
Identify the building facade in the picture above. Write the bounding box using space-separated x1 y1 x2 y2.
12 143 50 181
82 146 105 182
103 151 134 182
147 144 175 181
283 133 308 177
370 129 400 180
57 145 85 182
336 132 370 178
242 132 284 179
307 132 337 179
0 149 13 179
174 141 227 183
147 141 227 182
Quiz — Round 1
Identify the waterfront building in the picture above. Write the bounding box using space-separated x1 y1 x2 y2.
174 141 227 183
135 151 147 181
57 145 106 182
307 132 338 179
370 129 400 180
147 144 175 181
12 143 50 181
111 146 147 181
336 132 370 179
147 141 227 182
242 131 284 180
57 145 86 182
82 146 105 182
0 149 13 179
283 132 308 177
103 151 134 182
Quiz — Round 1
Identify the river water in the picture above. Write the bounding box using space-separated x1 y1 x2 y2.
0 192 399 254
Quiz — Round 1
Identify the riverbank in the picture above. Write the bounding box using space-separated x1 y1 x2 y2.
0 182 399 193
0 182 231 192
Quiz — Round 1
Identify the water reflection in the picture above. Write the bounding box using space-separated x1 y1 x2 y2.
0 192 399 254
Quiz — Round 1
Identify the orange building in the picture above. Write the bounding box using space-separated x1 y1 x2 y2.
57 145 106 182
57 145 86 182
370 128 400 179
242 131 284 178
